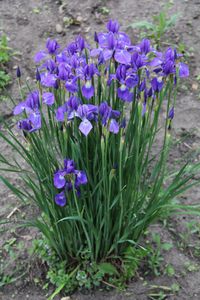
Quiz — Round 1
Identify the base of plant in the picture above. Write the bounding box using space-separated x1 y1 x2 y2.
33 237 147 298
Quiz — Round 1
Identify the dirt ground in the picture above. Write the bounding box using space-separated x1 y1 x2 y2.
0 0 200 299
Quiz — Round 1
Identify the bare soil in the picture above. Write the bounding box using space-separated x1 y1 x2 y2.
0 0 200 299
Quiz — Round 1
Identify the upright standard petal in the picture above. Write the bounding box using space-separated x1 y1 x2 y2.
42 92 55 106
109 119 119 134
56 104 67 121
64 159 76 174
179 62 189 78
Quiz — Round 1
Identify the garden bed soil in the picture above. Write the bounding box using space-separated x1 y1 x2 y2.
0 0 200 299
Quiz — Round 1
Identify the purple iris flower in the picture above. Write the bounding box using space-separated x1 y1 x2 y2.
158 48 187 78
14 90 41 133
56 96 81 122
67 96 81 112
103 31 131 64
54 159 76 189
34 39 60 63
76 35 86 51
151 77 163 92
42 92 55 106
54 159 87 206
41 72 57 87
67 42 79 56
139 39 151 55
45 59 57 74
99 101 112 125
14 90 40 115
65 76 78 93
162 59 176 76
76 104 98 136
46 38 60 55
115 65 138 102
26 90 40 111
18 112 41 133
58 64 70 81
91 21 131 65
131 52 145 71
99 101 120 134
77 104 98 121
18 119 33 131
165 47 177 61
80 64 99 100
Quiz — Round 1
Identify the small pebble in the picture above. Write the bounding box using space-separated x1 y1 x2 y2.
56 23 63 34
76 15 83 23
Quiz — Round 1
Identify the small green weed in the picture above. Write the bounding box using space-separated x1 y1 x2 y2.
146 233 173 276
148 283 180 300
0 237 26 287
0 34 12 92
129 4 180 47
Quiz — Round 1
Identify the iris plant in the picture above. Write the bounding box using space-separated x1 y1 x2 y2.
1 19 199 293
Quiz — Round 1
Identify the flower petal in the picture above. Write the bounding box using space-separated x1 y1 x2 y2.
79 119 93 136
55 191 66 207
42 92 55 106
109 119 119 134
13 101 26 115
114 49 131 65
75 170 88 185
34 50 47 63
54 171 66 189
179 62 189 78
82 83 94 100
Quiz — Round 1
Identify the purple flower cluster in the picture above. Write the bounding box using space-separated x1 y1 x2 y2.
14 19 189 134
12 19 190 208
56 96 120 136
54 159 87 206
13 90 54 132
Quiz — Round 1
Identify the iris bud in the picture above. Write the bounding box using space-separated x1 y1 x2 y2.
16 66 21 78
36 68 41 82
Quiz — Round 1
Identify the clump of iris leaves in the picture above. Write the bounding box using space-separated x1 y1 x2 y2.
0 19 200 298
